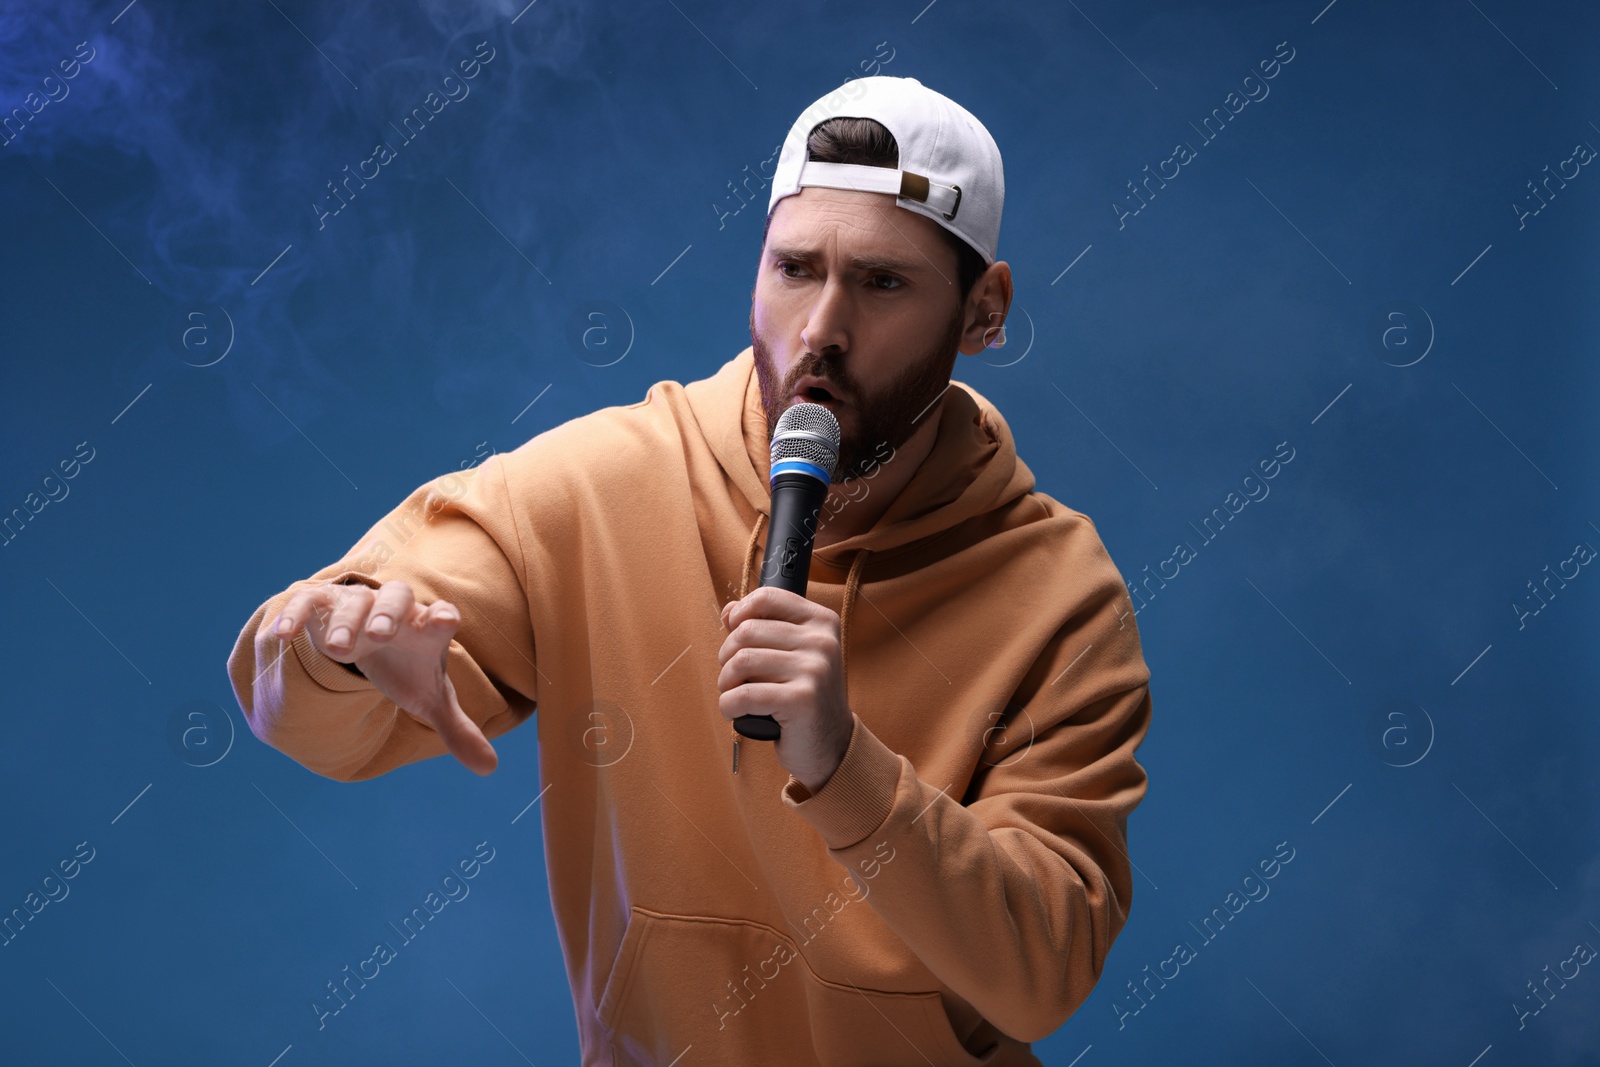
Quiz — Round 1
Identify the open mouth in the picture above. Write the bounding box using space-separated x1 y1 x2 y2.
795 383 846 406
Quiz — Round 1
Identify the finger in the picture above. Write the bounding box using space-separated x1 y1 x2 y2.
717 618 804 668
727 585 814 630
429 669 499 776
718 681 795 724
363 581 415 643
299 586 348 644
388 599 458 662
418 599 461 645
320 585 375 657
717 646 795 693
273 585 332 638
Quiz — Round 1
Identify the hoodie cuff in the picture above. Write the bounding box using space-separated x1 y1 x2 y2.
290 627 379 693
782 714 905 851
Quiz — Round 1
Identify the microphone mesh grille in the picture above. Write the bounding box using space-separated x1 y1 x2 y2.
771 401 841 476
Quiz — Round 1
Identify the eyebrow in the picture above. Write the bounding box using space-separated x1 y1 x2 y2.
766 245 925 276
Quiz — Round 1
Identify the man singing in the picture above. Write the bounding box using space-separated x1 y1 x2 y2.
230 74 1154 1066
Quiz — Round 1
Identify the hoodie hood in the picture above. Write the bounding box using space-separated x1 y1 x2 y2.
686 345 1036 564
685 345 1038 689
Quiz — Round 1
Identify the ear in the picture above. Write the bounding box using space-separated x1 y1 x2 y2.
957 261 1013 356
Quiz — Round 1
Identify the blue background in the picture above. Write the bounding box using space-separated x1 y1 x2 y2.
2 0 1597 1063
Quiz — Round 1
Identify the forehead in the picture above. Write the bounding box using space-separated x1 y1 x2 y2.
765 186 949 272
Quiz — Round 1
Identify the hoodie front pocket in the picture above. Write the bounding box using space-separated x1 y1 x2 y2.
598 906 817 1064
800 969 993 1066
597 905 991 1066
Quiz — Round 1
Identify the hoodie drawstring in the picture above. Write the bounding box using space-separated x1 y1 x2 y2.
737 509 871 710
738 510 764 602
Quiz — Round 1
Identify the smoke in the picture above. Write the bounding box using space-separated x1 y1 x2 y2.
0 0 599 445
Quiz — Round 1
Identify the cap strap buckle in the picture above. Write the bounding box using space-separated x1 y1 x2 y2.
796 161 963 221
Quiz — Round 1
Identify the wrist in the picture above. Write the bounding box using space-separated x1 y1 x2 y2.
798 714 856 795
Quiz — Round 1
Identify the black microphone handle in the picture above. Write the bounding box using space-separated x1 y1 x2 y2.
733 469 828 742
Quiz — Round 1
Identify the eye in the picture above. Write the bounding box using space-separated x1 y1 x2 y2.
776 260 806 278
871 274 904 291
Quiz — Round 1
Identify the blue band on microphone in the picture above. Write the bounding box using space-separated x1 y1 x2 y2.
770 458 830 484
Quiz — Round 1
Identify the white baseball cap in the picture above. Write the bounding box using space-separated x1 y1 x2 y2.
766 75 1005 266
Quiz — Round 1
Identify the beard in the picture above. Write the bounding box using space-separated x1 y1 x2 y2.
750 302 963 485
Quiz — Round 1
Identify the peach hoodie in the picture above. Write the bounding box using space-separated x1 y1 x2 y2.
228 346 1154 1065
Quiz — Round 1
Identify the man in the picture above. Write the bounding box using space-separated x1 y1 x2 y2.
230 75 1154 1066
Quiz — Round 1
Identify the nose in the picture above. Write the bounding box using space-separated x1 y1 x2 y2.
799 274 852 357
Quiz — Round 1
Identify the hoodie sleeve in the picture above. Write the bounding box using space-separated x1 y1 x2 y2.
780 517 1153 1043
227 453 541 782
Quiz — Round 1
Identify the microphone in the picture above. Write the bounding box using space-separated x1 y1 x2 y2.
732 400 841 742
